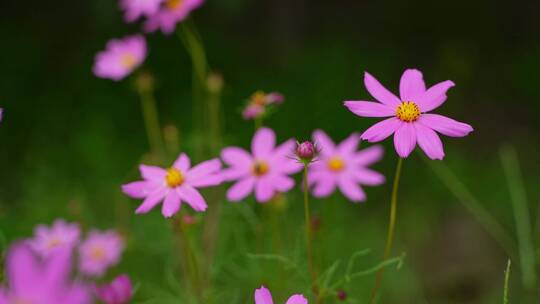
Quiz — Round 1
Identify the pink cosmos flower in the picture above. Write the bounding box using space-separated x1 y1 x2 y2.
78 230 124 277
0 244 90 304
144 0 204 34
242 91 285 120
254 286 308 304
221 128 302 203
344 69 473 160
120 0 163 22
122 153 222 217
308 130 385 202
28 219 80 258
93 274 133 304
93 35 147 81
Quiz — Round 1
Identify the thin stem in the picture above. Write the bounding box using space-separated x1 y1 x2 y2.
369 157 403 304
424 157 518 261
303 165 320 303
137 87 165 158
500 146 536 289
503 259 511 304
174 218 203 302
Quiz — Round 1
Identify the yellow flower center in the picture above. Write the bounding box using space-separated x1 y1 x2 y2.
90 246 106 261
396 101 420 122
251 91 267 106
165 168 185 188
120 53 137 69
165 0 184 10
252 160 270 176
327 157 345 172
47 238 61 249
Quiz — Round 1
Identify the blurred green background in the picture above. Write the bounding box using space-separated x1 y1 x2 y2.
1 0 540 303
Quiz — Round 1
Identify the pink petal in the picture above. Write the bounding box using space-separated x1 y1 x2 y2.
139 165 166 181
7 244 38 293
271 139 296 160
399 69 426 101
187 159 222 187
338 177 366 202
135 188 165 214
416 80 455 112
177 186 207 212
254 286 274 304
311 175 337 197
344 101 395 117
337 133 360 155
122 181 151 199
272 175 295 192
286 295 308 304
220 167 250 181
312 129 335 156
255 178 275 203
419 114 473 137
161 191 181 218
221 147 252 167
352 145 384 166
173 153 191 171
414 123 445 160
227 177 256 202
393 123 417 158
353 168 386 185
364 72 402 106
252 128 276 158
361 117 401 143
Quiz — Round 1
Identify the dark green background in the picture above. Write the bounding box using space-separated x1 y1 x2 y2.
1 0 539 303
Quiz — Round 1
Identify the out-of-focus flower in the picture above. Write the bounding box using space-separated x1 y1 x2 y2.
220 128 302 203
122 153 222 217
0 244 90 304
144 0 204 34
309 130 385 202
93 274 133 304
336 289 347 301
242 91 284 120
295 140 318 165
344 69 473 160
78 230 124 277
28 219 80 259
93 35 147 81
254 286 308 304
0 108 3 122
120 0 163 23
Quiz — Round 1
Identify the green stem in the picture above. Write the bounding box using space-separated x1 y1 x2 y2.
369 157 403 304
500 146 536 289
303 165 320 303
137 87 165 158
175 218 203 302
503 259 511 304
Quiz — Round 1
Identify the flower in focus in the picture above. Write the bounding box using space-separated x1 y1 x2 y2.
0 244 90 304
78 230 124 277
28 219 80 258
254 286 308 304
144 0 204 34
120 0 163 22
220 128 302 203
295 140 318 165
344 69 473 160
242 91 284 120
309 130 385 202
93 274 133 304
122 153 222 217
93 35 147 81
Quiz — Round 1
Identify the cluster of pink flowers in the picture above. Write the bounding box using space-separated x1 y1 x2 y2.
254 286 308 304
93 0 205 81
242 91 285 120
0 219 131 304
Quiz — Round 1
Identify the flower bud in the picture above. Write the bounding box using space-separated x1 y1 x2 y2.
94 274 133 304
336 289 347 301
295 141 317 164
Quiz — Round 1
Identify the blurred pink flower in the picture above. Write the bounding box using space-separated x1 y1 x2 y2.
254 286 308 304
0 244 90 304
122 153 222 217
93 35 147 81
344 69 473 160
220 128 302 203
29 219 80 258
242 91 285 120
144 0 204 34
0 108 3 122
94 274 133 304
309 130 385 202
120 0 163 22
78 230 124 277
